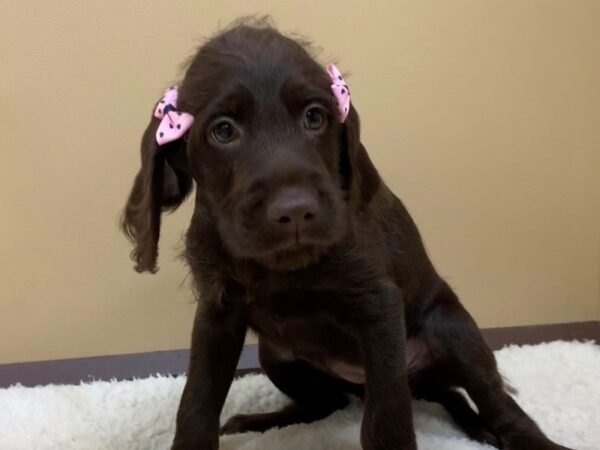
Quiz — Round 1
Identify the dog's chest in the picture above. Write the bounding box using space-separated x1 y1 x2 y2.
244 288 431 385
245 289 364 372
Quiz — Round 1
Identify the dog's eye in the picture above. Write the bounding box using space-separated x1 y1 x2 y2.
211 120 238 144
304 107 326 131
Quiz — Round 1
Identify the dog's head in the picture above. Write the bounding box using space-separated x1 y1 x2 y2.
122 21 379 273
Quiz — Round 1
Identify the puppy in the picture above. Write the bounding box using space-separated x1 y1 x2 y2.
122 21 572 450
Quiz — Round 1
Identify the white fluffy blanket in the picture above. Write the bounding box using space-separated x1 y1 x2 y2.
0 341 598 450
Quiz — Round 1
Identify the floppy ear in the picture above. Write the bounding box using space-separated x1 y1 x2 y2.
340 106 381 211
121 115 192 273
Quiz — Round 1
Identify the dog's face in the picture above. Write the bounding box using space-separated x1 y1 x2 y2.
122 24 378 273
182 36 349 270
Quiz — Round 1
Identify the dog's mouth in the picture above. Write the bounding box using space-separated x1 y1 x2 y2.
255 241 332 271
219 218 337 271
239 224 335 270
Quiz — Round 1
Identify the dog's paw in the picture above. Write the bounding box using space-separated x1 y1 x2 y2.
471 429 501 448
501 436 575 450
220 414 261 435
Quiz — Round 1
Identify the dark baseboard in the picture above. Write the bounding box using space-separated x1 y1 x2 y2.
0 321 597 388
480 320 598 351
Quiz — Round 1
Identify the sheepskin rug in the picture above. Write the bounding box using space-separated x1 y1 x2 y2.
0 341 598 450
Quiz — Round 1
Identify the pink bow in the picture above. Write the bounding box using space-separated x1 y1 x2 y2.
153 86 194 145
327 63 350 123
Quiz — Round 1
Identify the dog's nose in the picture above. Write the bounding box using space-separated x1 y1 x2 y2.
267 187 319 230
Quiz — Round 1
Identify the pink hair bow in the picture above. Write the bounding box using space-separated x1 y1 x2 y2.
327 63 350 123
153 86 194 145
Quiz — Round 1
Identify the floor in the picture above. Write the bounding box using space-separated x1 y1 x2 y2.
0 340 598 449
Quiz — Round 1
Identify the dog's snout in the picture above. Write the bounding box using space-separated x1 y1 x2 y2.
267 187 319 230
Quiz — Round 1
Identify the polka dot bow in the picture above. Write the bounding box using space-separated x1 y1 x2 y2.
154 86 194 145
327 63 350 123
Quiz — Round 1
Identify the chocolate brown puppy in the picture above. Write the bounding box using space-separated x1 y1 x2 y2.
122 20 572 450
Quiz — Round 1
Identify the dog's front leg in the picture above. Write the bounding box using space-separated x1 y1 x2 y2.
358 284 417 450
172 283 247 450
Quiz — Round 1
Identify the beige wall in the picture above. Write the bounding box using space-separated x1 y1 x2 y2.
1 1 598 364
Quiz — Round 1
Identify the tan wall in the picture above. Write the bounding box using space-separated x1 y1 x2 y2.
1 1 598 364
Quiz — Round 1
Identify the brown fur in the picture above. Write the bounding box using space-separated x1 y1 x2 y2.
122 19 572 450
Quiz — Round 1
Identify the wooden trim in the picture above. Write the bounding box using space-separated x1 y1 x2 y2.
0 346 259 388
0 321 597 388
481 321 599 351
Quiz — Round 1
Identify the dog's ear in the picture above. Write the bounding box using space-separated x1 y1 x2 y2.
340 106 381 211
121 115 192 273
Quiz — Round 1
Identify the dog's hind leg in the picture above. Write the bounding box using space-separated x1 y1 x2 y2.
412 372 501 447
421 282 573 450
220 339 355 435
